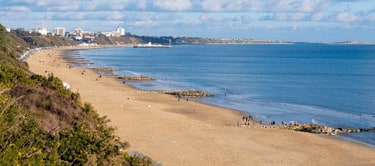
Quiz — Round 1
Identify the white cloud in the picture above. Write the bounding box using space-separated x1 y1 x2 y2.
274 13 288 21
365 13 375 22
137 0 148 9
335 12 359 22
265 0 332 13
201 0 223 11
153 0 192 11
201 0 263 12
311 12 325 21
109 3 126 10
291 12 306 21
108 11 124 20
297 0 331 13
2 0 375 42
267 0 294 12
27 0 70 8
131 20 160 27
227 0 262 11
8 6 30 11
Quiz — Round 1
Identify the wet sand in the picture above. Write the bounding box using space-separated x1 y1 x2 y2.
28 48 375 166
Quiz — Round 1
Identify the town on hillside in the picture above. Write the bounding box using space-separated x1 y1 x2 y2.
5 26 288 46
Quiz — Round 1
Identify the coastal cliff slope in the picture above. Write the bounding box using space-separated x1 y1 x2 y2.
0 24 153 165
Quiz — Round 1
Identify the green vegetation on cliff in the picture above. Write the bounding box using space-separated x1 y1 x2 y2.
0 24 154 165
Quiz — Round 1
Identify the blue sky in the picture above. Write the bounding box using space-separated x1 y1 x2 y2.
1 0 375 42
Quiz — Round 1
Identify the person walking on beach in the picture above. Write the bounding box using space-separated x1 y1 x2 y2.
177 94 181 102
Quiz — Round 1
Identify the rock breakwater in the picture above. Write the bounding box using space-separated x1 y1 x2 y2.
160 90 214 98
114 75 156 81
280 123 375 135
90 67 117 72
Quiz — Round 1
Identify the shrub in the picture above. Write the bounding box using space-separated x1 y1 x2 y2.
0 23 155 165
0 24 7 52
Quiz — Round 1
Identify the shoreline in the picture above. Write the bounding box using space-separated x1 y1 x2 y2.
70 47 375 143
27 47 375 165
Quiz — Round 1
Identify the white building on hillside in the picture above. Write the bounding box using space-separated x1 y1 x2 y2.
35 28 48 35
54 27 65 37
100 26 126 37
101 32 114 37
74 28 83 35
116 27 125 36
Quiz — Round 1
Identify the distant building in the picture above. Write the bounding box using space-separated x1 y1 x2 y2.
74 28 83 35
6 28 10 32
35 28 48 36
54 27 65 37
74 35 83 41
111 27 125 37
101 32 114 37
116 27 125 36
100 27 126 37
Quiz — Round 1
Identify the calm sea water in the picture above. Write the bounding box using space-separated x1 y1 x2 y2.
77 44 375 146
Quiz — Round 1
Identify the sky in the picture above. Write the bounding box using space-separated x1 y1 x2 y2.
1 0 375 42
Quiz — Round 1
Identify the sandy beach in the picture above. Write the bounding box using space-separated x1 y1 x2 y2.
28 48 375 166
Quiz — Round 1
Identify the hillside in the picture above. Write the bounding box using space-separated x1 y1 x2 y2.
0 24 153 165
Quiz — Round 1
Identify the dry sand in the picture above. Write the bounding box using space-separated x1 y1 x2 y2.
28 48 375 166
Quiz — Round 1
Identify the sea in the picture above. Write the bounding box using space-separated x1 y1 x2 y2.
75 44 375 147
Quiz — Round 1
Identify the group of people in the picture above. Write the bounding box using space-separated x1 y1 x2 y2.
241 115 279 126
242 115 254 126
